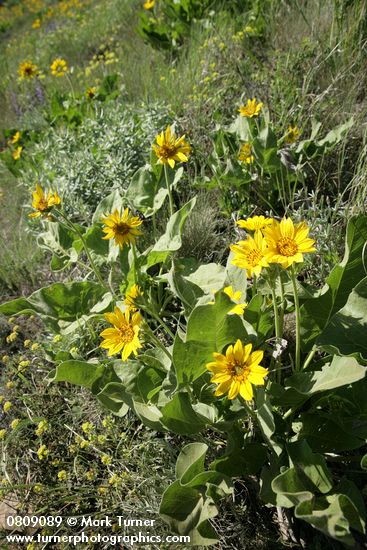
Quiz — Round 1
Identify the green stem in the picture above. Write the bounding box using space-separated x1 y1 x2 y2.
290 265 301 372
143 324 172 363
131 243 139 284
141 304 175 340
302 345 317 371
252 274 257 297
55 210 106 289
270 282 282 383
278 272 285 335
164 164 174 217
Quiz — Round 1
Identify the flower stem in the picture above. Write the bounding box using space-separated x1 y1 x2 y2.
55 209 106 289
290 265 301 372
131 243 139 284
143 323 172 363
270 282 282 383
164 164 174 217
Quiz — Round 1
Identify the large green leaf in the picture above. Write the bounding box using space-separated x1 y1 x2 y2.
146 197 197 268
317 278 367 359
285 355 366 395
0 282 111 332
48 360 105 388
160 393 207 434
295 480 365 547
37 222 81 271
159 443 233 546
92 189 124 224
301 215 367 348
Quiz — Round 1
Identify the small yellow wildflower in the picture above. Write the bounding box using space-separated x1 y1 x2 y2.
101 454 112 466
86 470 96 481
34 483 43 493
143 0 155 9
101 208 143 250
12 146 22 160
52 458 60 467
97 435 107 444
37 445 49 460
29 184 61 219
24 339 31 347
82 421 94 435
98 486 107 495
10 419 20 430
50 58 68 77
0 429 7 440
285 125 300 144
108 474 121 486
2 355 9 363
3 401 12 413
18 360 30 371
57 470 68 481
32 18 41 29
238 98 263 118
238 143 254 164
237 216 274 232
31 343 39 351
6 381 14 389
35 420 49 437
53 334 62 343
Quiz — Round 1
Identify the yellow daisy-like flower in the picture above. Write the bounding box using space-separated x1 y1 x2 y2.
285 125 300 144
143 0 155 8
152 125 191 169
12 146 22 160
124 284 143 310
238 98 263 118
223 286 247 315
50 58 68 77
29 184 61 219
10 131 21 144
263 218 316 269
238 143 254 164
101 208 143 250
230 230 269 278
237 215 274 232
207 340 268 401
18 60 39 80
100 306 142 361
85 86 97 99
32 18 41 29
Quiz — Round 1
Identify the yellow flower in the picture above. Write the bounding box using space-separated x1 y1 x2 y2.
108 474 121 486
207 340 268 400
6 381 14 389
18 360 30 371
230 231 269 278
12 146 22 160
10 419 20 430
263 218 316 269
237 215 274 232
223 286 247 315
24 339 31 347
143 0 155 8
238 98 263 118
152 125 191 168
35 420 48 437
101 208 142 250
0 429 7 440
31 343 39 351
101 454 112 466
50 58 68 77
57 470 67 481
18 60 39 80
53 334 62 343
85 470 96 481
238 143 254 164
37 444 49 460
34 483 43 493
6 332 18 343
29 184 61 219
124 284 142 310
285 125 300 144
32 18 41 29
98 486 107 494
82 421 94 435
85 86 97 99
10 131 21 144
3 401 12 413
100 307 142 361
2 355 9 363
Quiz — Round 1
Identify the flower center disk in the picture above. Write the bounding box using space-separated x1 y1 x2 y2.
277 237 298 256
